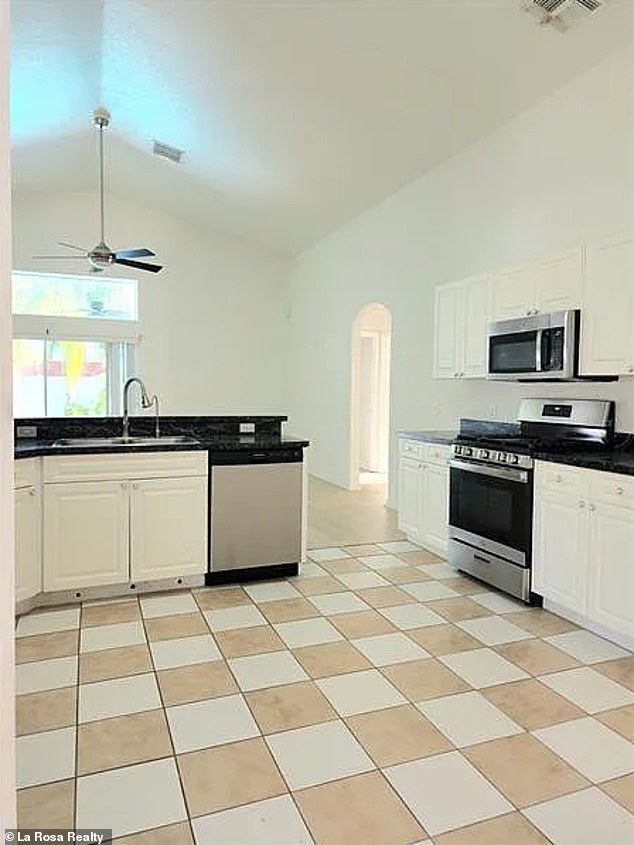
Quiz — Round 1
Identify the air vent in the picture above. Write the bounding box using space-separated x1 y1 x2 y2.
152 140 184 163
523 0 605 31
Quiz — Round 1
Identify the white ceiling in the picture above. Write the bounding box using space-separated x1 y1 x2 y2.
10 0 634 255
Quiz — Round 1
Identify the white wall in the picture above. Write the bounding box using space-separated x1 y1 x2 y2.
12 191 291 415
288 43 634 503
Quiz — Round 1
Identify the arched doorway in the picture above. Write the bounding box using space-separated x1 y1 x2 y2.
350 303 392 491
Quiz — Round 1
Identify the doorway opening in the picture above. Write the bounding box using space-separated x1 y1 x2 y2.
350 303 391 491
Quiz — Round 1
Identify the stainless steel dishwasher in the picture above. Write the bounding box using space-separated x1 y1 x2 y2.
206 448 303 584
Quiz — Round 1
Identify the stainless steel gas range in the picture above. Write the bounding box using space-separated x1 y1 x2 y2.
448 398 615 603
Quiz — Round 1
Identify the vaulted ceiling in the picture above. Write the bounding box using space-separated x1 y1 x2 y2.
10 0 634 255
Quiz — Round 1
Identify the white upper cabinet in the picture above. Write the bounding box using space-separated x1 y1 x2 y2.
491 263 536 320
580 234 634 377
434 274 490 379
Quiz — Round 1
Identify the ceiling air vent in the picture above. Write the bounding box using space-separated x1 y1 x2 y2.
523 0 605 31
152 140 184 164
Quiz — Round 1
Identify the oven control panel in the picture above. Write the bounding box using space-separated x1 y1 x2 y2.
453 444 533 470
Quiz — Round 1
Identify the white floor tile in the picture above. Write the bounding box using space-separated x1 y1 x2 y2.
308 547 351 562
545 630 630 664
385 751 512 835
204 604 266 632
309 592 370 616
80 621 146 653
149 634 221 670
244 581 302 602
379 604 446 630
316 669 406 716
335 572 389 589
533 717 634 782
439 648 529 689
539 667 634 714
523 786 634 845
417 691 523 747
140 592 199 618
402 582 460 602
16 726 76 788
77 758 187 838
418 563 458 580
17 607 80 637
79 673 161 723
352 633 430 666
299 562 326 578
229 650 308 691
360 554 408 571
16 656 77 694
457 616 534 646
274 617 343 648
265 720 374 790
166 694 259 753
193 795 314 845
471 591 526 614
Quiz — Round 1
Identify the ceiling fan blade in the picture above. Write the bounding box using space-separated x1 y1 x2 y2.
114 257 163 273
114 248 156 259
58 241 89 253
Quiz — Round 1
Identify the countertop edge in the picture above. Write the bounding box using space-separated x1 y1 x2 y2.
398 430 457 445
15 439 310 459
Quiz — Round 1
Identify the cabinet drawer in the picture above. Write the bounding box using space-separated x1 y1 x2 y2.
43 451 208 483
590 471 634 509
399 439 423 460
535 461 590 498
422 443 451 466
14 458 41 490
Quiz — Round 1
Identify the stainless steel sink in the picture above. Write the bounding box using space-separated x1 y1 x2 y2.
53 435 199 448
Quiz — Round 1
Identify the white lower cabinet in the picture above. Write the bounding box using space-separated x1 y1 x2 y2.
398 457 421 541
587 502 634 641
15 485 42 604
421 462 449 554
398 439 449 556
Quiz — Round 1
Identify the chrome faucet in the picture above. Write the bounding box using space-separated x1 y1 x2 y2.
122 377 153 440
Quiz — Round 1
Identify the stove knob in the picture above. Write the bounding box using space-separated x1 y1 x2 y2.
508 454 519 465
480 450 490 459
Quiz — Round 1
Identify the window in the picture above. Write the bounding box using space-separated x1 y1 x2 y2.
12 272 140 418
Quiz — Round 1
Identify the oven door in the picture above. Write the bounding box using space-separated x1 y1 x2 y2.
449 459 532 566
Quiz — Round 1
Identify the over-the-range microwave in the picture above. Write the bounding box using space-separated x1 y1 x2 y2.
487 309 579 381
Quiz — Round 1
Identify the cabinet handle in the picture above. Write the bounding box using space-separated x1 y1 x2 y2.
628 365 634 374
578 500 586 509
29 487 36 496
121 482 128 489
132 483 139 490
589 503 596 512
615 486 624 495
555 474 562 483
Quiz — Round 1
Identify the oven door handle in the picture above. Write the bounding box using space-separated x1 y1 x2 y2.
536 328 543 373
449 458 530 484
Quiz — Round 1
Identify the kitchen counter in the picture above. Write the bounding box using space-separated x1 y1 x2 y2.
535 446 634 477
398 430 457 445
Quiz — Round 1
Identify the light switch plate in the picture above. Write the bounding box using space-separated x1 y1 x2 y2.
239 422 256 434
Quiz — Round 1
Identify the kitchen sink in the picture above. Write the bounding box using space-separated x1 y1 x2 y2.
53 435 199 448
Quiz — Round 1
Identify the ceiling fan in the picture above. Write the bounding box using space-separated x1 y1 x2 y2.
34 108 163 274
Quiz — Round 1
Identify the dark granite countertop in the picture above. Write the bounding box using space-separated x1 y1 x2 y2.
398 430 457 445
534 448 634 477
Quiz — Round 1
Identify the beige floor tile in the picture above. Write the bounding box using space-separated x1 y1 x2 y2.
347 704 451 766
441 576 490 596
356 586 416 608
594 656 634 692
78 709 173 775
216 625 285 658
434 812 550 845
17 779 75 829
80 644 153 684
380 567 431 585
178 737 286 817
597 704 634 741
483 679 584 730
496 640 581 675
246 681 337 733
407 623 482 656
319 558 368 574
344 544 383 556
295 770 426 845
114 822 194 845
427 597 492 622
601 772 634 814
383 658 470 701
259 597 320 624
16 687 77 736
504 609 577 637
295 576 347 596
158 661 238 706
465 733 589 807
144 613 208 642
293 641 371 678
397 550 443 565
193 587 251 610
15 630 79 664
82 601 141 628
330 610 397 639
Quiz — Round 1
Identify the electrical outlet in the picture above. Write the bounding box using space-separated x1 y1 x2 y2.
488 404 497 418
239 422 256 434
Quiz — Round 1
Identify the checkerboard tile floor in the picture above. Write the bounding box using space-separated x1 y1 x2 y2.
15 542 634 844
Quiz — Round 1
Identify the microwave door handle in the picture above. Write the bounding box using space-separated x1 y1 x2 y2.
535 328 543 373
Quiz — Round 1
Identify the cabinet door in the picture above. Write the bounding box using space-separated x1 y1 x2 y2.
398 458 421 541
491 264 536 320
43 481 129 590
130 477 208 581
462 275 490 378
420 463 449 555
532 488 588 614
433 283 463 378
535 248 583 313
581 234 634 376
587 502 634 640
15 486 41 603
